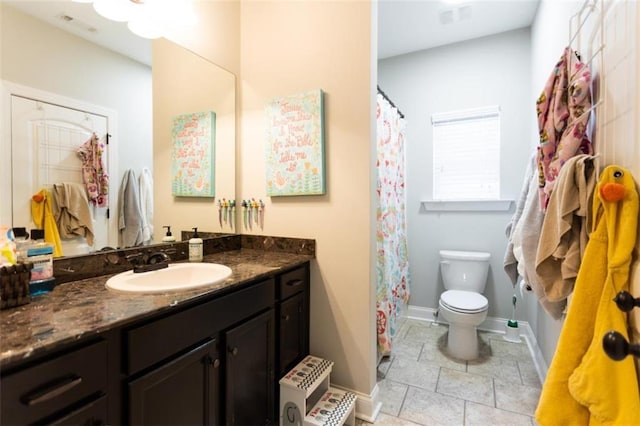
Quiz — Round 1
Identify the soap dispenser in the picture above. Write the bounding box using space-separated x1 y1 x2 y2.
162 226 176 243
189 227 203 262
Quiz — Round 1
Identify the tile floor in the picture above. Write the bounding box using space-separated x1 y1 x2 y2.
358 319 542 425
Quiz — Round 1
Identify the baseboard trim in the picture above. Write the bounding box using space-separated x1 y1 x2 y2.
519 321 548 383
331 383 382 422
405 305 548 383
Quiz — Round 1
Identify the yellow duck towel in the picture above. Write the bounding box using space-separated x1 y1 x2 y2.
535 165 640 425
30 189 63 257
568 165 640 424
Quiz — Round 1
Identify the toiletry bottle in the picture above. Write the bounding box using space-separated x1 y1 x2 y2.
189 227 203 262
162 226 176 242
25 229 55 295
11 227 30 261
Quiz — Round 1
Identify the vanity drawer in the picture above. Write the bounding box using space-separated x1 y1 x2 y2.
127 278 275 375
278 265 309 300
1 340 107 425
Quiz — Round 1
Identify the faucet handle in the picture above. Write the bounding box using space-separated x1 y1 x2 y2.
125 253 145 265
147 251 170 265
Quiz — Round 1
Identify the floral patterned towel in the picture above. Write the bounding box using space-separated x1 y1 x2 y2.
77 133 109 207
536 47 593 211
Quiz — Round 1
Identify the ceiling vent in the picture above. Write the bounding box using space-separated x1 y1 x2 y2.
57 13 98 33
439 5 473 25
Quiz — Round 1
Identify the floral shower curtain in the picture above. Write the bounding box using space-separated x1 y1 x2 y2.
376 92 410 357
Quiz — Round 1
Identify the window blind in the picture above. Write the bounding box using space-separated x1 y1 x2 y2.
431 106 500 201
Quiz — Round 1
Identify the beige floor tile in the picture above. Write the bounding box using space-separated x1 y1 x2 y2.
490 338 531 359
372 322 542 425
386 357 440 391
378 355 394 378
467 354 521 383
494 378 541 416
399 386 464 425
365 412 424 425
395 318 428 341
436 368 495 406
391 339 423 361
403 322 448 343
465 401 534 426
518 361 542 388
418 341 467 372
377 378 408 416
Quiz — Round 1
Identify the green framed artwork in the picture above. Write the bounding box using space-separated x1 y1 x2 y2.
265 89 325 196
171 111 216 197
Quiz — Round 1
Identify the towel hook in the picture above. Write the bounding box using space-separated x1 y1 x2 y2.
602 330 640 361
612 291 640 312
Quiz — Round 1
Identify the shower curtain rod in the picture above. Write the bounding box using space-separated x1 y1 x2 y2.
377 85 405 119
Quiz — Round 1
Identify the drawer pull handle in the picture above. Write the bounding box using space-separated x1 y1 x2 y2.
229 347 238 356
213 358 220 368
285 279 303 288
22 375 83 406
282 315 291 321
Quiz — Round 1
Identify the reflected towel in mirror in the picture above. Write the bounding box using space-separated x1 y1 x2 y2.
52 182 94 246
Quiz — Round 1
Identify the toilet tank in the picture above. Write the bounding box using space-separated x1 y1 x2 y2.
439 250 491 293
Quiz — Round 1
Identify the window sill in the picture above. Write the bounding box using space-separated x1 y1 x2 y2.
421 199 513 212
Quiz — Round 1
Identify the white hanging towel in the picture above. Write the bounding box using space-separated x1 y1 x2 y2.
139 167 154 244
118 169 144 247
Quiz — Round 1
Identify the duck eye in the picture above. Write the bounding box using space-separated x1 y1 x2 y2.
614 170 624 178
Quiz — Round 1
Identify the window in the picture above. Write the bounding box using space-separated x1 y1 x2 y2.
431 106 500 201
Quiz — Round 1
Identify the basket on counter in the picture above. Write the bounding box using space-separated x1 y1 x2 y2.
1 262 33 310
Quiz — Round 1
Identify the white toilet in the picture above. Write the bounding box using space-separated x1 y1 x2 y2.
438 250 490 360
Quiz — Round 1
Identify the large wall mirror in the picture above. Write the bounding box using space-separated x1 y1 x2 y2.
0 1 236 258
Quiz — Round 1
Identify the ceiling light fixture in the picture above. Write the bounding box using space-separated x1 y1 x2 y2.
73 0 196 40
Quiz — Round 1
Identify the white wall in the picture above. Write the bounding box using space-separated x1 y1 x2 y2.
378 28 532 320
1 4 153 190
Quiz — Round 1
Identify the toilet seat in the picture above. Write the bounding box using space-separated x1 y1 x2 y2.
440 290 488 314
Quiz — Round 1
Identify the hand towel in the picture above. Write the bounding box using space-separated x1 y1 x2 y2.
536 165 640 425
52 182 95 246
504 152 535 285
118 169 144 248
535 155 596 302
507 154 565 319
30 189 63 257
139 167 154 245
567 165 640 424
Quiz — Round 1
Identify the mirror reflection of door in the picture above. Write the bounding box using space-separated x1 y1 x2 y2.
11 94 117 256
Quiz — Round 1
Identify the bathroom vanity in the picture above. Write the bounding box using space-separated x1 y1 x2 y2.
0 248 312 425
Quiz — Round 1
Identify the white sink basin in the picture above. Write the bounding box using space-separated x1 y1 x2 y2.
105 263 232 294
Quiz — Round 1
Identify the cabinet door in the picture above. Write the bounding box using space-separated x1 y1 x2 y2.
50 395 107 426
225 309 275 426
278 293 307 377
129 339 220 426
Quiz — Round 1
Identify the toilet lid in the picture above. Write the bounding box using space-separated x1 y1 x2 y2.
441 290 488 313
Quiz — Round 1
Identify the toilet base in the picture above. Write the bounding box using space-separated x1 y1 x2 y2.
447 324 479 361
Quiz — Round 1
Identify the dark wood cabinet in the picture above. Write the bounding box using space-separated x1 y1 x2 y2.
1 261 310 426
278 292 306 377
128 338 220 426
1 340 107 426
50 395 108 426
225 309 275 425
277 264 310 378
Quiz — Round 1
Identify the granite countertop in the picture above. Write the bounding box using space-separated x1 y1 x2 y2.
0 249 313 368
